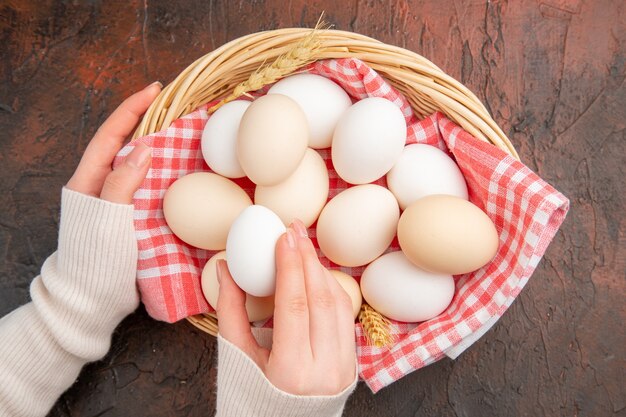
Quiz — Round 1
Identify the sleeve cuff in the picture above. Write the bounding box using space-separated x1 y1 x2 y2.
216 335 358 417
29 187 139 361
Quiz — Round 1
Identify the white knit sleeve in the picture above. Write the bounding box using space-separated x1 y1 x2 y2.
215 335 358 417
0 188 140 417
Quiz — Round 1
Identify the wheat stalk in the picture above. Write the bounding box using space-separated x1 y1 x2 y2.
359 304 395 349
208 15 331 113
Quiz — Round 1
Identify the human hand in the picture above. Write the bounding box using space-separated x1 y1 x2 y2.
216 219 357 396
66 82 162 203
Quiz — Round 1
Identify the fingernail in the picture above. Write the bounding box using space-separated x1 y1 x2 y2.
216 260 223 284
126 143 152 169
146 80 163 89
292 219 308 238
286 228 297 249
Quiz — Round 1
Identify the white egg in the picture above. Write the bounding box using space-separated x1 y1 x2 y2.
226 205 286 297
254 148 329 227
268 74 352 149
360 251 455 323
201 100 250 178
332 97 407 184
387 144 468 210
201 251 274 322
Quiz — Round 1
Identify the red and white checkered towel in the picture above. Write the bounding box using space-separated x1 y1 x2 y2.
114 58 569 393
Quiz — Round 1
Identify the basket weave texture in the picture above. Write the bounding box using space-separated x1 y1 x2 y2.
133 29 517 159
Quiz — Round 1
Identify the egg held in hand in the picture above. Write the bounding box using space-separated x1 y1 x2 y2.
201 251 274 322
360 251 455 323
226 205 286 297
237 94 308 186
163 172 252 250
398 194 499 275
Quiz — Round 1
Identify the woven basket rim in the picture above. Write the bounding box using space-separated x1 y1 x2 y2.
132 28 519 337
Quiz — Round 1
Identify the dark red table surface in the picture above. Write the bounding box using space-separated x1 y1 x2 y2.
1 1 624 416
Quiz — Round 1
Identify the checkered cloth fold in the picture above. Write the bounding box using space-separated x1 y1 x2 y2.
113 58 569 393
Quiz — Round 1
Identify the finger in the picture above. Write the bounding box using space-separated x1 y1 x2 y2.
325 268 357 375
216 260 267 367
272 227 311 359
99 142 152 204
292 220 339 360
89 82 162 164
67 82 161 196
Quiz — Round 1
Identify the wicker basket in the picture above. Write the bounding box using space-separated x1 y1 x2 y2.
131 28 519 337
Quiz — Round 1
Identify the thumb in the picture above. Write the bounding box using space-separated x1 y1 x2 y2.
100 142 151 204
216 259 268 367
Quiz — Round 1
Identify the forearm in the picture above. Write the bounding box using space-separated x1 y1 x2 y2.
0 301 85 416
0 188 140 417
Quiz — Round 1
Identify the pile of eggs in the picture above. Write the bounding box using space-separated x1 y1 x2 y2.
163 73 499 324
